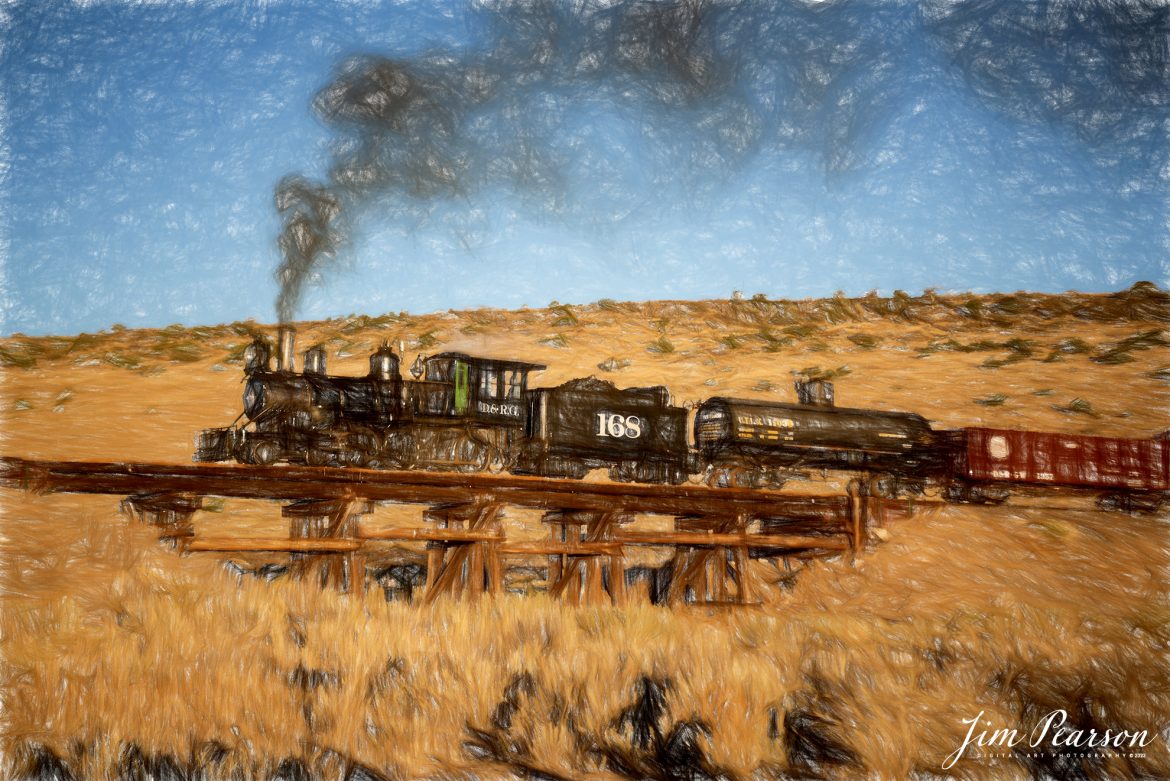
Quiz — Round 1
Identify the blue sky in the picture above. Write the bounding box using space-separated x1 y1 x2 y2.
3 0 1168 336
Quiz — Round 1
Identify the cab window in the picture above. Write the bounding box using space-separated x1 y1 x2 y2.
479 368 499 398
506 370 523 400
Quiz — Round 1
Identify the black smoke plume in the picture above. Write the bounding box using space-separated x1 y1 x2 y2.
274 0 1170 321
275 176 342 324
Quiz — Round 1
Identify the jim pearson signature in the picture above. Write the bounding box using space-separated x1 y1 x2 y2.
943 709 1156 770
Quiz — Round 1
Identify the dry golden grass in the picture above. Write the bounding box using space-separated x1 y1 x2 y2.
2 286 1169 779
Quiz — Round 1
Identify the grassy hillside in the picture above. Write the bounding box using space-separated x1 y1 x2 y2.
2 285 1168 780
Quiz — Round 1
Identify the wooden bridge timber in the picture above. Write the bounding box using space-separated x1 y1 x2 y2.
0 456 919 606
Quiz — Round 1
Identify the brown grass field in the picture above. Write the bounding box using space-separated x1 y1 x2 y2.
1 285 1168 780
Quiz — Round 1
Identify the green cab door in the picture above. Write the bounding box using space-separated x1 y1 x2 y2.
454 361 469 414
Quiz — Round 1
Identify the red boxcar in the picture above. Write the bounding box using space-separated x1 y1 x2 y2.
958 427 1170 492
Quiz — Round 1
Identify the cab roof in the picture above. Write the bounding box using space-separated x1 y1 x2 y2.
427 352 546 372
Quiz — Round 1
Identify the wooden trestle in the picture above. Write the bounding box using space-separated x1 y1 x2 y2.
1 457 914 605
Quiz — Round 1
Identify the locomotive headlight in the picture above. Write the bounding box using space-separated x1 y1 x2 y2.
243 379 266 418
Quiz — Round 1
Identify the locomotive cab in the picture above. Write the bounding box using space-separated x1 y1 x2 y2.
411 353 545 424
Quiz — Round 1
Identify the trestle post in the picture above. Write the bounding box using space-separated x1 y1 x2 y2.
121 493 203 550
421 497 505 604
664 514 764 606
542 510 631 606
847 478 868 555
282 496 370 595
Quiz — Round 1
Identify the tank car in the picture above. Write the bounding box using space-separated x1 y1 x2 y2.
518 377 689 482
693 379 943 480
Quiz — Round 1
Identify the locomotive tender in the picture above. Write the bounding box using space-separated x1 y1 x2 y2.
524 377 690 483
197 327 1169 506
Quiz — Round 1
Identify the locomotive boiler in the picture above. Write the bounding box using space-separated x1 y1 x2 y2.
197 326 545 471
198 327 403 467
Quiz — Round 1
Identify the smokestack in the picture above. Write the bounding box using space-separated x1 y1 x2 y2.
277 325 296 373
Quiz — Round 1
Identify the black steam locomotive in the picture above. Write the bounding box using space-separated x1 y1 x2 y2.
195 327 944 486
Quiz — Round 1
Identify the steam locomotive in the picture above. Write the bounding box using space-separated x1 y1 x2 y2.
196 328 1169 506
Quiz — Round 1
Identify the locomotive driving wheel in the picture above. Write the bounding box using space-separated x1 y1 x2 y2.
346 431 381 467
486 448 509 474
343 449 370 468
464 427 512 474
456 437 490 473
383 431 416 470
243 440 278 466
305 448 331 467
